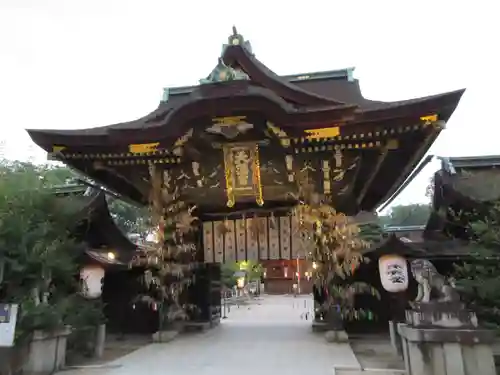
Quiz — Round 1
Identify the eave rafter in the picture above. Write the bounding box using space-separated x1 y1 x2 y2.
356 143 391 206
377 120 445 209
63 159 146 204
92 162 150 198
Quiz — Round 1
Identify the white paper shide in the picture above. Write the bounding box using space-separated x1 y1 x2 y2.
378 255 408 292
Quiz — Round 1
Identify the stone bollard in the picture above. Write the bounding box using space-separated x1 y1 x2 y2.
94 324 106 359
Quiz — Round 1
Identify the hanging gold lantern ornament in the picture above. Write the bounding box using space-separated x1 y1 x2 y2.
378 254 409 293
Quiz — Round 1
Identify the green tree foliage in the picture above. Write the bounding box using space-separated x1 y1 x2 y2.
221 263 239 289
0 162 152 237
292 170 379 323
0 160 78 187
0 159 104 344
108 198 151 236
221 261 263 288
379 203 431 227
453 202 500 331
359 222 384 245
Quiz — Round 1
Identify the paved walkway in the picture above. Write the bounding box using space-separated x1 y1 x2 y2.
63 295 360 375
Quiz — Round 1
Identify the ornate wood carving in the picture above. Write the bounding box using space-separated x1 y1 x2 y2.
222 143 263 207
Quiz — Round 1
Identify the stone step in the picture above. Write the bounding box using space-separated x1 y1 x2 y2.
334 367 407 375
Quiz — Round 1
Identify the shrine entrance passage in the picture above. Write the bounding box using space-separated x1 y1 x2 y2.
190 214 316 326
80 295 360 375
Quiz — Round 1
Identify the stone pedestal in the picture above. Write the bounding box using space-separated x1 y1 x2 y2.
24 326 71 375
398 324 496 375
389 321 404 357
406 302 478 329
398 302 495 375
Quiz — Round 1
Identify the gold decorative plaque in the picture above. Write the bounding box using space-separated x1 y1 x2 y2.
223 143 264 207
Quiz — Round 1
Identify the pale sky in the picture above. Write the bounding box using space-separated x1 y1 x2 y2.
1 0 497 212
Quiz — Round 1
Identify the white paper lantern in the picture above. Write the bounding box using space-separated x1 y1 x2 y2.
80 265 105 299
378 255 408 292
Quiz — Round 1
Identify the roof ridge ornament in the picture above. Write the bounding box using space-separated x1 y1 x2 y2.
225 26 253 54
199 27 254 84
199 58 249 85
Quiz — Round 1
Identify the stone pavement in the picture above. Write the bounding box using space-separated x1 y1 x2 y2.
62 295 361 375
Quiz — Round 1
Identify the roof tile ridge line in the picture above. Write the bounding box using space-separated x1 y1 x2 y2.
284 67 356 82
296 103 359 112
161 67 358 101
225 45 347 106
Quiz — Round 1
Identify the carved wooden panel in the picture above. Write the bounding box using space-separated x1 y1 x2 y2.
213 221 224 263
235 219 246 262
257 217 269 260
268 217 280 260
280 216 291 260
202 216 298 262
203 221 214 263
224 220 236 262
246 218 259 261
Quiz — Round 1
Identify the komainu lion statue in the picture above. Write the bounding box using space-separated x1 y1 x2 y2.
410 259 460 303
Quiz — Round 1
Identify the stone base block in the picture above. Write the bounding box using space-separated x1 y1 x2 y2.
398 324 496 375
183 321 211 333
325 330 349 343
312 319 328 332
24 327 71 375
152 330 178 343
210 317 221 328
388 321 403 357
406 302 478 329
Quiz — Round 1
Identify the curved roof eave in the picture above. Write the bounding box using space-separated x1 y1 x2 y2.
26 101 173 149
27 84 359 147
60 186 139 258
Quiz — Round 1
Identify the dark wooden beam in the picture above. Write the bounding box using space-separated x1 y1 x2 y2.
92 163 150 199
356 146 389 206
378 126 441 209
66 161 145 204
